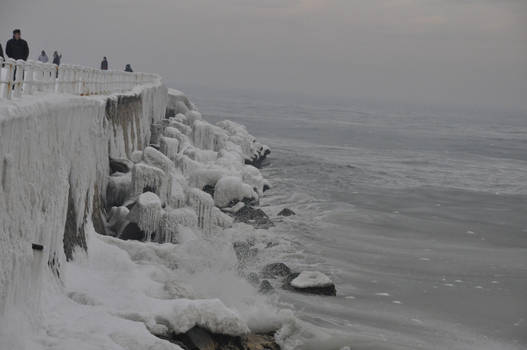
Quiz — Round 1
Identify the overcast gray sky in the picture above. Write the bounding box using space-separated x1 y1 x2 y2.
1 0 526 110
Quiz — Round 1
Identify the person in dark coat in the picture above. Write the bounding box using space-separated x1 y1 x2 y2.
52 51 62 65
124 64 133 72
101 56 108 70
5 29 29 61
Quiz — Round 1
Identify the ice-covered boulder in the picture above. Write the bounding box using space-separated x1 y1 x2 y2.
213 176 257 208
285 271 336 296
132 162 170 203
160 208 198 243
192 120 228 152
109 157 134 174
143 146 175 174
160 136 180 162
126 192 163 242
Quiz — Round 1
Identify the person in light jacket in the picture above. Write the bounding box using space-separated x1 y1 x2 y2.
38 50 48 63
101 56 108 70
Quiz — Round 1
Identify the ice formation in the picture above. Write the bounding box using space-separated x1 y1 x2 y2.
290 271 334 289
0 82 289 350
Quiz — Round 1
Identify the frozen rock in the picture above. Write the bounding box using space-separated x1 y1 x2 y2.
285 271 336 296
143 146 175 174
126 192 163 242
214 176 257 208
132 162 169 203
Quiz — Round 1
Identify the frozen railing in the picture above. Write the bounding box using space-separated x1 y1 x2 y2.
0 57 159 100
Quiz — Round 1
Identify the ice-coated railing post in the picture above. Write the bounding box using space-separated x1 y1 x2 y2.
13 60 25 98
4 58 15 100
72 65 80 94
23 60 34 95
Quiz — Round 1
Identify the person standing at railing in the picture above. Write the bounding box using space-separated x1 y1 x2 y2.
124 64 133 72
52 51 62 65
101 56 108 70
5 29 29 61
38 50 49 63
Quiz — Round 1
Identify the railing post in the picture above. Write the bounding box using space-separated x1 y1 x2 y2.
13 60 25 98
4 58 15 99
22 60 34 96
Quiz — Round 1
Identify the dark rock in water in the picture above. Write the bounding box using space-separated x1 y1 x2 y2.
265 242 278 249
263 184 270 192
233 206 273 229
244 148 271 169
283 272 337 296
247 272 260 287
258 280 274 294
120 222 146 241
165 326 280 350
203 184 215 197
277 208 295 217
109 157 133 174
262 263 291 279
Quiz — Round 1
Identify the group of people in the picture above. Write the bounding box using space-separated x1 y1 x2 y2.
0 29 134 72
37 50 62 66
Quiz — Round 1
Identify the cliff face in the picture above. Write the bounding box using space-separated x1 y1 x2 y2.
0 81 167 320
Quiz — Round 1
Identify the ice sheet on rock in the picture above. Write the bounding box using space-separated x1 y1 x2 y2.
168 176 187 209
143 146 175 174
132 162 170 204
187 188 215 233
160 208 198 243
192 120 228 152
160 136 180 163
291 271 333 288
127 192 163 241
214 176 257 208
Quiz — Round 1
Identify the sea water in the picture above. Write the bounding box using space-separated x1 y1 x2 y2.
182 85 527 350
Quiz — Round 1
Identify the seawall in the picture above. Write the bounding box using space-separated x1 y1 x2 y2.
0 80 167 320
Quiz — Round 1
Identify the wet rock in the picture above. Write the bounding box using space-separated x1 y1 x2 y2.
109 157 133 174
233 241 258 263
262 184 270 192
262 263 291 279
258 280 274 294
277 208 295 217
244 148 271 169
233 206 273 229
283 271 336 296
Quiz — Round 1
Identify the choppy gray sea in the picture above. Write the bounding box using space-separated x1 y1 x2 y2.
180 85 527 350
